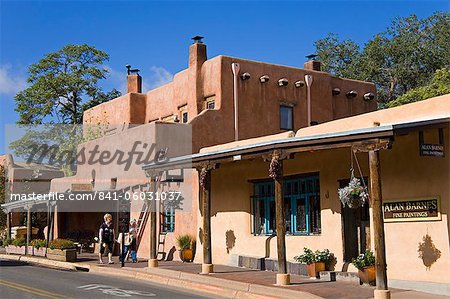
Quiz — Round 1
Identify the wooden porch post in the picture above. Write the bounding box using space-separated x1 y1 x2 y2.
353 139 391 299
199 164 215 274
6 211 11 240
369 150 390 299
269 150 290 285
26 207 31 255
149 176 158 268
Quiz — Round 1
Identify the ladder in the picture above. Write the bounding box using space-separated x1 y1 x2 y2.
135 176 163 251
157 212 168 261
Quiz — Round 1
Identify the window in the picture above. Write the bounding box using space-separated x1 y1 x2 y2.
252 175 320 235
162 115 174 122
280 105 293 130
110 178 117 189
179 105 188 123
205 96 215 110
162 207 175 233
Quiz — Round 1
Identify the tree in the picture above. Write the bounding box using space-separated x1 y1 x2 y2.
315 12 450 107
0 164 6 230
315 33 361 79
15 44 121 124
387 68 450 107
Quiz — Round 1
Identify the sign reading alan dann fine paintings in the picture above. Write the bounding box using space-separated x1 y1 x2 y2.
383 198 441 222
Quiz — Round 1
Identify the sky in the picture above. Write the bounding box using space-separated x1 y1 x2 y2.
0 0 449 154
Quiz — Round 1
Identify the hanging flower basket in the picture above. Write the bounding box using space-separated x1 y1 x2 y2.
338 176 368 208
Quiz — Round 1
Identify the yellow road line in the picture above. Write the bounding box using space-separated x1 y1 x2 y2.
0 278 66 298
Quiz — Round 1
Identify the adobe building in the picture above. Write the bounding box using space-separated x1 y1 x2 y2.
143 94 449 296
46 37 377 260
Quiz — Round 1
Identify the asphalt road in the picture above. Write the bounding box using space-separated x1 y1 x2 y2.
0 259 219 299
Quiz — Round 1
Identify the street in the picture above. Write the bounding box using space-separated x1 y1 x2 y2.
0 259 218 299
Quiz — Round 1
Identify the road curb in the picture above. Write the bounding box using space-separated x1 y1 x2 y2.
0 253 77 271
0 254 322 299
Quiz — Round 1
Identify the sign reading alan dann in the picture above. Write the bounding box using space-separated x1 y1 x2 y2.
383 197 441 222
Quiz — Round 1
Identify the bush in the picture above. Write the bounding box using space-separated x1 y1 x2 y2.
31 239 46 249
352 250 375 270
49 238 75 250
294 247 335 265
176 234 194 250
11 238 26 247
3 238 12 246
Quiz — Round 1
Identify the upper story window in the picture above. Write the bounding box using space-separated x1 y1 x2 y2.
205 96 215 110
280 105 293 130
179 105 188 123
252 175 321 236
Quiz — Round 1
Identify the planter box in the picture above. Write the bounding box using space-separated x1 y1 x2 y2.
358 265 376 286
5 245 26 255
33 247 47 257
47 248 77 262
307 262 325 278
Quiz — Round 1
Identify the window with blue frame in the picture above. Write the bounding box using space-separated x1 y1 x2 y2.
252 175 321 235
162 207 175 233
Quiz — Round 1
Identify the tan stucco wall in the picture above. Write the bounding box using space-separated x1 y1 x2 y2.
195 127 449 285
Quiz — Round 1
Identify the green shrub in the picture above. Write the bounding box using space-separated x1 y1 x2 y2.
11 238 26 247
176 234 194 250
3 238 12 246
31 239 46 249
352 250 375 270
49 238 75 250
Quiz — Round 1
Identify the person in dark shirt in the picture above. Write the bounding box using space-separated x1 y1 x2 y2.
98 213 115 264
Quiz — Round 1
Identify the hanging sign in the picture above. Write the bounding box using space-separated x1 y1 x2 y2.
420 144 444 157
383 197 441 222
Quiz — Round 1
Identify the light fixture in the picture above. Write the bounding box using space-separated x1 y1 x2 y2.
364 92 375 101
332 88 341 96
346 90 357 98
294 80 305 88
241 72 251 80
259 75 270 83
278 78 288 86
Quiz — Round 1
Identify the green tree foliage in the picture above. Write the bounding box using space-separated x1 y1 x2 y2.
15 44 121 124
315 12 450 107
387 68 450 107
0 164 6 229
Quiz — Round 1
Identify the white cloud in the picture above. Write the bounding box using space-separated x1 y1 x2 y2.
0 65 27 96
105 65 173 94
146 66 173 90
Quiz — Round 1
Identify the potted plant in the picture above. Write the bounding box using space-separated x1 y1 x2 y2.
6 238 27 255
294 248 334 278
352 250 376 285
47 239 77 262
338 176 368 208
31 239 47 257
176 234 194 262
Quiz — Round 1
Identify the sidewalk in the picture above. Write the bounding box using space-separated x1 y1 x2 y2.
1 252 448 299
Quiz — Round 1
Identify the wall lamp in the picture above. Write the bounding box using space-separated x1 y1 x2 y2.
241 72 251 80
294 80 305 88
278 78 289 86
364 92 375 101
346 90 358 98
259 75 270 83
332 88 341 96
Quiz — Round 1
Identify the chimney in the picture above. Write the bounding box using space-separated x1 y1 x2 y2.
189 36 207 68
126 64 142 93
304 54 321 71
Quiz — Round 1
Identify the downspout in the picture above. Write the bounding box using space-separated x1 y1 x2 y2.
305 74 313 126
231 63 240 141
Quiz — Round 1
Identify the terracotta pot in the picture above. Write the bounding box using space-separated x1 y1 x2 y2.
179 249 193 262
306 262 325 278
358 265 376 285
